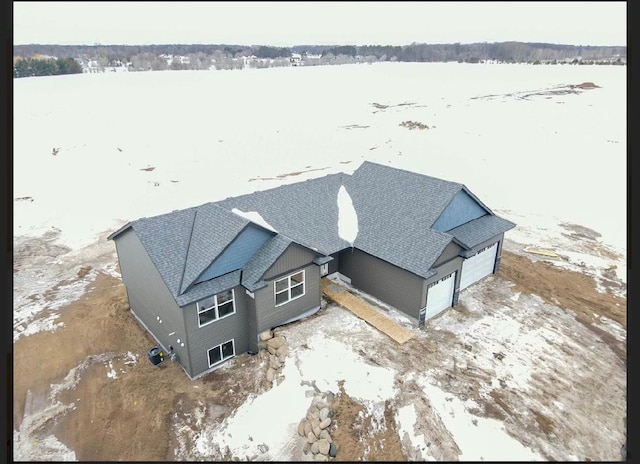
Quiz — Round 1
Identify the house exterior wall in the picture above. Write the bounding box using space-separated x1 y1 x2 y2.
338 248 424 319
253 263 321 333
182 285 250 378
245 290 259 353
263 244 317 280
113 229 192 374
328 252 340 275
423 256 464 308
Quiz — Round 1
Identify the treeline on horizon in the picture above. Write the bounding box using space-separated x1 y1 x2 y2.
14 41 626 77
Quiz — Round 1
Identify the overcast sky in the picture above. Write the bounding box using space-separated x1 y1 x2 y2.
13 1 626 47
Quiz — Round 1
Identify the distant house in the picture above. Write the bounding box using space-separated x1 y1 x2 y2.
108 161 515 379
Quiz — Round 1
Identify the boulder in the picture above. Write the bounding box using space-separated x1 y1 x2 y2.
257 341 268 351
303 420 313 437
325 391 335 402
308 406 320 418
266 336 285 350
302 442 311 455
259 330 273 341
276 375 285 386
313 425 322 438
269 356 281 370
318 439 330 455
276 344 289 357
307 432 317 444
266 367 276 382
329 443 337 458
319 418 331 430
298 419 308 437
319 430 332 443
319 407 330 421
312 399 328 410
314 454 328 461
310 441 320 454
267 345 277 356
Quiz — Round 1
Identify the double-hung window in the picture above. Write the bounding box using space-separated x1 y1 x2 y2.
197 289 235 327
207 339 235 367
274 270 305 306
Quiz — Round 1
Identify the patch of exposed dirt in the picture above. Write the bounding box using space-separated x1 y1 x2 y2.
140 166 156 171
13 234 626 461
499 250 626 362
399 120 429 130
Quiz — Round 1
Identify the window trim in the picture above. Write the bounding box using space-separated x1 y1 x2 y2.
196 289 236 328
274 270 306 307
207 339 235 368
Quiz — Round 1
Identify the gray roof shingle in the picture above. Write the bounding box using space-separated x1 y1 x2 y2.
448 214 516 249
112 160 516 305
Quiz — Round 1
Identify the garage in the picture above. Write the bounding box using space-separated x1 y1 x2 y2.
460 242 499 290
424 271 456 320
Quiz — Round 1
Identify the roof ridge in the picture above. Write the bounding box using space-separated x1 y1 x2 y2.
178 208 199 295
358 160 463 186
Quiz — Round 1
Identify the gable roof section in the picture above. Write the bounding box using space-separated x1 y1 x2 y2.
216 172 351 255
345 161 463 278
180 203 251 294
129 207 198 297
241 234 294 291
447 214 516 249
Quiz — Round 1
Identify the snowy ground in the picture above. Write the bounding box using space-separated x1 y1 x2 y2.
13 62 626 461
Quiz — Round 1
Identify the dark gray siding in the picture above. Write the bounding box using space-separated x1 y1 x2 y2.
113 229 191 373
263 244 317 280
254 263 321 333
182 285 250 378
245 289 259 353
338 248 424 319
433 241 463 267
328 252 340 274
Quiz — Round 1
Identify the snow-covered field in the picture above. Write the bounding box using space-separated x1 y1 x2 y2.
13 62 626 460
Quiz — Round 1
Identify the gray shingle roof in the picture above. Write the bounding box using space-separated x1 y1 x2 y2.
111 160 516 304
344 162 464 278
217 173 350 255
180 203 250 294
241 234 293 291
448 214 516 249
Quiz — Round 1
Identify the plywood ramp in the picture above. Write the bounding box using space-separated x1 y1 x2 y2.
321 278 415 344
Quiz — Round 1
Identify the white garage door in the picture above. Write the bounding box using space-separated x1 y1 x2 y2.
424 271 456 320
460 242 499 290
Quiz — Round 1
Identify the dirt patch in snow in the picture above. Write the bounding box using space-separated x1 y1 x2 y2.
13 238 626 461
499 250 626 363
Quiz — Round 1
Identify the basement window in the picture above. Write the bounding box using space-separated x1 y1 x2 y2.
274 270 305 306
207 339 235 367
197 289 236 327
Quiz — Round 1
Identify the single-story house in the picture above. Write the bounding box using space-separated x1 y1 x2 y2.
108 161 515 379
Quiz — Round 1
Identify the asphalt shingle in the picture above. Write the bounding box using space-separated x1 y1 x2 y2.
448 214 516 249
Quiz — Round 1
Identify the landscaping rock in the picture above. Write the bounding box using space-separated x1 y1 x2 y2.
318 439 330 455
302 442 311 455
305 390 316 398
311 441 320 454
319 429 332 443
312 399 328 410
259 330 273 341
267 345 277 356
298 419 308 437
319 417 331 430
303 421 312 437
329 443 337 458
266 336 285 350
313 425 322 438
314 454 328 461
325 391 335 402
266 367 276 382
307 432 317 444
308 405 320 418
269 356 281 370
319 407 330 420
257 341 268 351
276 344 289 357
